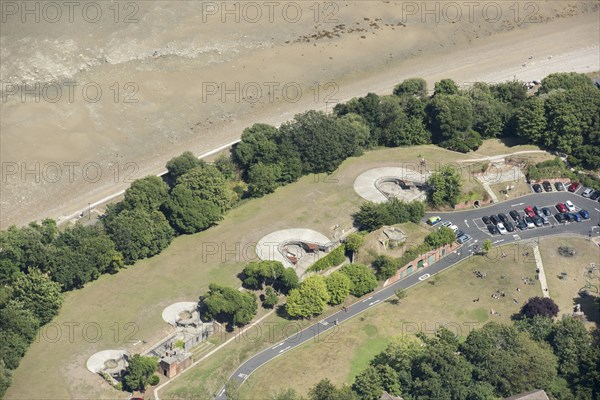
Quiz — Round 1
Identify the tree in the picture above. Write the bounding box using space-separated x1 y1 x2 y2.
176 164 236 213
549 316 590 380
0 360 12 399
262 286 279 309
434 79 459 96
427 94 475 149
519 297 559 319
352 202 385 232
0 301 41 370
424 226 456 247
213 153 239 180
426 165 462 207
233 123 281 171
325 271 352 305
11 269 62 325
122 176 169 211
515 97 547 143
538 72 594 94
104 208 174 264
166 151 204 179
201 284 258 327
162 185 222 234
395 289 406 303
460 322 558 397
481 239 492 254
372 256 398 280
247 162 282 197
285 275 330 318
344 233 364 262
309 379 340 400
352 366 383 400
340 264 378 297
514 315 554 342
394 78 427 98
122 354 159 392
278 267 300 294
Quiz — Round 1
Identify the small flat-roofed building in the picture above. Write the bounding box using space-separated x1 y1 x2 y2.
504 390 550 400
158 349 193 378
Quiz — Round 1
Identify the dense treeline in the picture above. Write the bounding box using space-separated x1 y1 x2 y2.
273 315 599 400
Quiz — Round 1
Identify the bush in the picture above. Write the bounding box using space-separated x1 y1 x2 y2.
307 245 346 272
372 255 398 280
340 264 378 297
148 375 160 386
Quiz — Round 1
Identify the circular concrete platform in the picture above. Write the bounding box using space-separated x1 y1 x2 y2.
353 167 431 203
86 349 128 373
162 301 198 326
256 228 331 268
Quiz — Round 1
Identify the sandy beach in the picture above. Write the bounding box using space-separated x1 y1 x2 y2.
1 1 599 229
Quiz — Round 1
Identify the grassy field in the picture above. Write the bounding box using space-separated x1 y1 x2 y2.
7 141 551 399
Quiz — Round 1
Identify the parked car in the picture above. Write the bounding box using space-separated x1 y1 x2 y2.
482 216 492 225
556 203 568 213
509 210 521 221
568 182 580 192
517 219 528 230
488 224 498 234
542 207 551 217
590 190 600 201
542 181 553 192
524 216 535 229
524 206 535 218
565 213 576 222
582 187 594 198
572 213 582 222
532 184 543 193
579 209 590 220
555 182 565 191
555 213 567 223
449 225 459 233
498 213 509 223
565 200 576 212
497 223 508 235
533 216 544 227
457 234 472 244
533 206 544 217
427 216 441 225
490 215 501 225
455 230 465 238
505 221 515 232
441 221 453 228
541 216 550 225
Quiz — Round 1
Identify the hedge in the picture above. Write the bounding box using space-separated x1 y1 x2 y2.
307 244 346 272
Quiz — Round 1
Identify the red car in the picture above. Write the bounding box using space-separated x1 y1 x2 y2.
568 182 580 192
556 203 568 213
524 206 535 218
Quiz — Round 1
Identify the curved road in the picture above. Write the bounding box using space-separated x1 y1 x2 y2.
215 190 600 399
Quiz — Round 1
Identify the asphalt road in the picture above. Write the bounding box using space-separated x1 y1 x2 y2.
215 189 600 399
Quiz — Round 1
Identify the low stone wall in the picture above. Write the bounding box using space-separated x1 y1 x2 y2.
529 178 571 184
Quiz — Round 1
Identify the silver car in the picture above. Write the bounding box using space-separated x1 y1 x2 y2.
582 188 594 198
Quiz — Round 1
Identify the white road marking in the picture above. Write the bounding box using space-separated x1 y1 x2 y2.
464 219 470 228
369 299 381 306
418 274 431 281
279 346 291 354
511 202 525 207
362 296 373 302
272 343 284 349
595 208 600 212
492 239 505 244
219 388 226 396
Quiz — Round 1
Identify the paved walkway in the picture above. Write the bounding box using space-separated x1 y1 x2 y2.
532 245 550 298
476 177 499 203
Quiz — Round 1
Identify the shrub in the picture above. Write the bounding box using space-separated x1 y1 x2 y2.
340 264 378 297
307 245 346 272
148 375 160 386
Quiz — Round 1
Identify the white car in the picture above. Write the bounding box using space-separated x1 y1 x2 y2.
565 200 576 212
449 224 459 233
441 221 452 228
497 222 507 235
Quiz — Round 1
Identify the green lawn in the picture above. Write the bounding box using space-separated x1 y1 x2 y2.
6 142 551 399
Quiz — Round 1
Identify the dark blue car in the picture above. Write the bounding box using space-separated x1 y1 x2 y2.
579 209 590 220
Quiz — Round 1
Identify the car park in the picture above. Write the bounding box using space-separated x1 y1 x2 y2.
555 213 567 223
556 203 568 213
517 219 528 230
524 206 535 218
498 213 509 223
505 221 515 232
488 224 498 234
427 216 442 225
582 187 594 198
482 216 492 225
457 234 472 244
509 210 521 221
533 206 544 217
490 215 501 225
533 216 543 227
568 182 580 192
524 216 535 229
565 200 576 212
496 223 507 234
555 182 565 191
542 181 552 192
579 210 590 220
532 184 542 193
542 207 551 217
590 190 600 201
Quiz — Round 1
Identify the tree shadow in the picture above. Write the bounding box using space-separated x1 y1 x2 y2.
573 292 600 326
386 298 400 305
498 136 531 148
